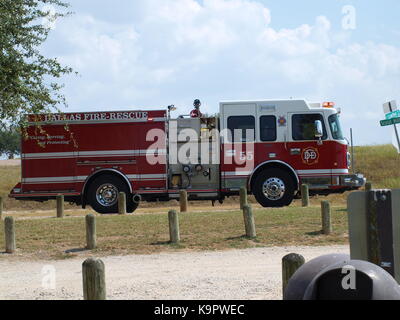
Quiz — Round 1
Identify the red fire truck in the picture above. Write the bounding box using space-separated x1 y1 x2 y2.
9 99 365 214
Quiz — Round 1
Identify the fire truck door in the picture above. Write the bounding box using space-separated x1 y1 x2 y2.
136 121 168 191
221 103 257 190
287 112 332 184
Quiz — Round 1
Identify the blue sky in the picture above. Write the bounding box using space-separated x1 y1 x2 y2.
265 0 400 45
42 0 400 146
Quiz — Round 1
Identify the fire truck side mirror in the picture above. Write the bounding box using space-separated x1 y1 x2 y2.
314 120 323 139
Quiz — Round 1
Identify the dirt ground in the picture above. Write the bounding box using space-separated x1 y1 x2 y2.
0 159 20 166
0 245 349 300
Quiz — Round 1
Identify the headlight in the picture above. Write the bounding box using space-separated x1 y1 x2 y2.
347 152 352 168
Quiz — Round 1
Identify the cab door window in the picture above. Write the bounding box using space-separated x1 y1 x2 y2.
227 116 255 142
260 116 277 141
292 114 327 141
328 114 344 140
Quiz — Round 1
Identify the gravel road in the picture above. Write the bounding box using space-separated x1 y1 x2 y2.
0 245 349 300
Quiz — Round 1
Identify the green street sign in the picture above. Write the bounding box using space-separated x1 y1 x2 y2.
381 117 400 127
386 110 400 120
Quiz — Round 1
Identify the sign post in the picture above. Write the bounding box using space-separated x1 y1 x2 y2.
381 101 400 153
348 189 400 283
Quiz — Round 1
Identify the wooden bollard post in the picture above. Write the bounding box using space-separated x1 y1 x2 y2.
366 190 380 265
282 253 305 295
243 204 256 238
86 214 97 250
168 210 180 244
0 196 3 220
56 195 64 218
321 201 332 235
82 258 106 300
180 190 188 213
240 187 248 210
4 216 16 254
118 192 126 215
301 184 309 207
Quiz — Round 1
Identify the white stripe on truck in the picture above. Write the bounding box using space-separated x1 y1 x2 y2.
23 174 167 184
222 169 349 177
22 149 167 160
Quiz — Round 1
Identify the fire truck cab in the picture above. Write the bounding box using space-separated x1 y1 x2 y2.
218 99 365 207
10 99 365 213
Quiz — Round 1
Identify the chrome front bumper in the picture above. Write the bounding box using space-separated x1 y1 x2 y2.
301 173 366 192
340 174 366 188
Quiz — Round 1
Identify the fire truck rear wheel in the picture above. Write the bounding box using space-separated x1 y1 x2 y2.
253 168 295 208
87 174 138 214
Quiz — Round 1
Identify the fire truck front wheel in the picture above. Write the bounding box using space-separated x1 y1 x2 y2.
253 168 295 207
87 174 138 214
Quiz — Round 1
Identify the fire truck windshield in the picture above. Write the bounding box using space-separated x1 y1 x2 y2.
328 114 344 140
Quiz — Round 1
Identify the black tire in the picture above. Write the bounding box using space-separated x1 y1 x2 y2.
252 168 295 208
87 174 138 214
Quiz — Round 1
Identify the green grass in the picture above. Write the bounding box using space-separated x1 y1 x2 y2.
353 145 400 189
0 206 349 260
0 166 21 210
0 166 65 211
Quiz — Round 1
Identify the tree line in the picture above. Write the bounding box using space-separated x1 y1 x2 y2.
0 0 73 157
0 126 20 159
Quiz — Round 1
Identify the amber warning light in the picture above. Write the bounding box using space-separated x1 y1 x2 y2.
323 102 335 108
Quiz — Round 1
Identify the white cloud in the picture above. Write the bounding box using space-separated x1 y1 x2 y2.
46 0 400 145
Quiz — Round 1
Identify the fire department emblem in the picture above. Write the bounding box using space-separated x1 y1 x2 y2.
278 116 287 127
302 147 319 165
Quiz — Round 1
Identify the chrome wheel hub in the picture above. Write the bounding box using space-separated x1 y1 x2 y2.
263 178 286 201
96 184 118 207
